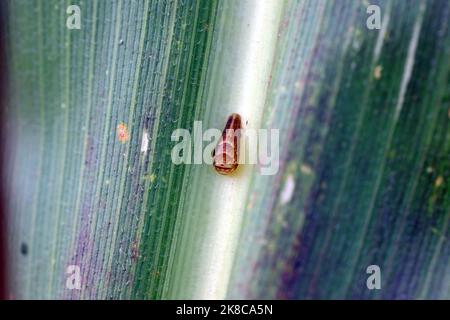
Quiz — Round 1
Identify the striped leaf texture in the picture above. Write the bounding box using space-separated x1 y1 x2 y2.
3 0 450 299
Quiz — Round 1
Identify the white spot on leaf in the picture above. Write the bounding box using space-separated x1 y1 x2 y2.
141 129 149 153
280 175 295 205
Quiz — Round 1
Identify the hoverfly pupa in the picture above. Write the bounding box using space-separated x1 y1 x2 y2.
213 113 242 175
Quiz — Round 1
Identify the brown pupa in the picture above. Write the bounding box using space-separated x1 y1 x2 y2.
213 113 242 175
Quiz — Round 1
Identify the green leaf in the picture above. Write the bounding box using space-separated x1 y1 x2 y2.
228 0 450 299
4 0 450 300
